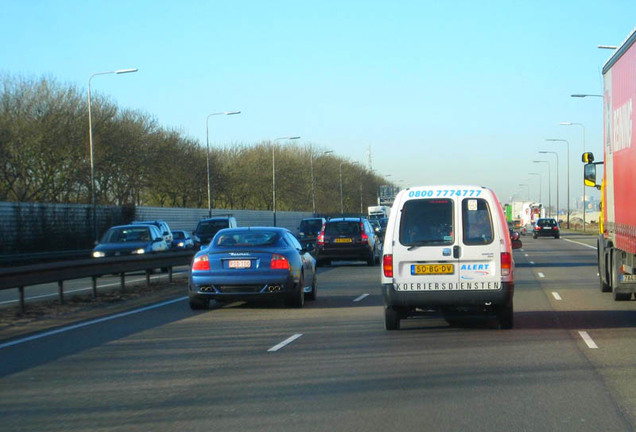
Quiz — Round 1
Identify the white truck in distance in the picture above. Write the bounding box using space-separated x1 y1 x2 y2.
368 205 390 220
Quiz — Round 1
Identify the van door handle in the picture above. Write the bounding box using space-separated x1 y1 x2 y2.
453 245 461 259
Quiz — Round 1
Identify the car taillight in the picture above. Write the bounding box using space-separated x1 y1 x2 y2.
192 255 210 271
317 232 325 246
271 253 290 270
501 252 512 276
383 254 393 278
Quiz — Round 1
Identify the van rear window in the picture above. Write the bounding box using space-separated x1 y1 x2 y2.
399 199 454 246
462 198 494 245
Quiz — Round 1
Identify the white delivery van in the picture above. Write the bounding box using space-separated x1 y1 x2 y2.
381 185 521 330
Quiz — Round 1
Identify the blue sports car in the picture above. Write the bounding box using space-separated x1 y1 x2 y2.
188 227 317 310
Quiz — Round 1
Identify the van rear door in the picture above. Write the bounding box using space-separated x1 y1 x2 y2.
456 196 503 290
391 194 459 291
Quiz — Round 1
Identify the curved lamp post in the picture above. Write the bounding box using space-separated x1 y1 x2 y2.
88 68 138 242
538 151 559 220
206 111 241 216
533 160 551 217
273 136 300 226
546 138 570 228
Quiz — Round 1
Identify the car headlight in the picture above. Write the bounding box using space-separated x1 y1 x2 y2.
177 241 185 247
92 251 105 258
132 248 146 254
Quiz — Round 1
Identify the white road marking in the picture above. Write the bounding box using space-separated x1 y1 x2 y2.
354 294 369 302
579 331 599 349
524 254 529 257
268 334 303 352
0 297 188 350
538 272 545 278
530 261 535 265
563 238 597 250
552 292 562 300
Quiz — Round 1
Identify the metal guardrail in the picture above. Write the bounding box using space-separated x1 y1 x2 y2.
0 251 195 311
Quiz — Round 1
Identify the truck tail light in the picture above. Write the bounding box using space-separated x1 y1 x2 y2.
271 253 290 270
501 252 512 276
192 255 210 271
383 254 393 277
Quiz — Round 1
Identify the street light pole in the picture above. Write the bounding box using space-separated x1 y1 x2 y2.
518 183 530 201
562 120 590 231
528 173 541 203
272 136 300 226
533 160 551 217
206 111 241 217
538 151 559 221
88 68 138 242
547 138 570 228
339 162 345 215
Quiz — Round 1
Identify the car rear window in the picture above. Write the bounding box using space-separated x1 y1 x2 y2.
197 220 230 235
325 221 361 236
399 199 454 246
214 230 280 247
173 231 185 239
538 219 557 227
462 198 494 245
300 219 323 233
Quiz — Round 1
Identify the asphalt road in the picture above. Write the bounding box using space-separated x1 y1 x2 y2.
1 233 636 431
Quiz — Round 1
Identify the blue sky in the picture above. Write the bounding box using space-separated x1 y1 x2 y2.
2 0 634 208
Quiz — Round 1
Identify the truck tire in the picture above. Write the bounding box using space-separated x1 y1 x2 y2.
599 247 611 292
611 249 632 301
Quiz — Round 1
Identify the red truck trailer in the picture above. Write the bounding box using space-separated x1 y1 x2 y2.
583 28 636 300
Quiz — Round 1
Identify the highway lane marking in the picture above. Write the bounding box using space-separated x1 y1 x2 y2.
530 261 535 265
538 272 545 278
579 331 599 349
524 254 529 257
353 294 370 302
0 297 187 350
268 334 303 352
552 292 562 300
0 272 184 306
563 238 596 250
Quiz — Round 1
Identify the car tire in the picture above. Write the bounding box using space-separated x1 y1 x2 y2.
306 273 317 301
532 234 537 239
384 306 401 330
189 297 209 310
285 275 305 308
554 234 560 239
366 251 375 266
497 302 513 329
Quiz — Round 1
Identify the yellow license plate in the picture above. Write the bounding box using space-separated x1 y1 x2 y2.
334 238 353 243
411 264 454 275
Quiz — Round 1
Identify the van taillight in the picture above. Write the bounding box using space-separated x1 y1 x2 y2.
383 254 393 277
501 252 512 276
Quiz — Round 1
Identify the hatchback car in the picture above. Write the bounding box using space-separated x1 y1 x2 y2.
194 216 238 247
314 217 380 266
188 227 316 310
532 218 560 239
132 220 174 248
92 224 169 258
297 217 326 248
172 230 195 250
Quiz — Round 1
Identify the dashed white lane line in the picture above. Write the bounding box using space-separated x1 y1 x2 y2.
524 254 529 257
530 261 535 265
538 272 545 278
552 292 562 300
354 294 370 302
0 297 187 350
579 331 599 349
268 334 303 352
563 238 597 250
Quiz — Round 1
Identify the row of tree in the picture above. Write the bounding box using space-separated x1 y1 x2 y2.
0 74 390 214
